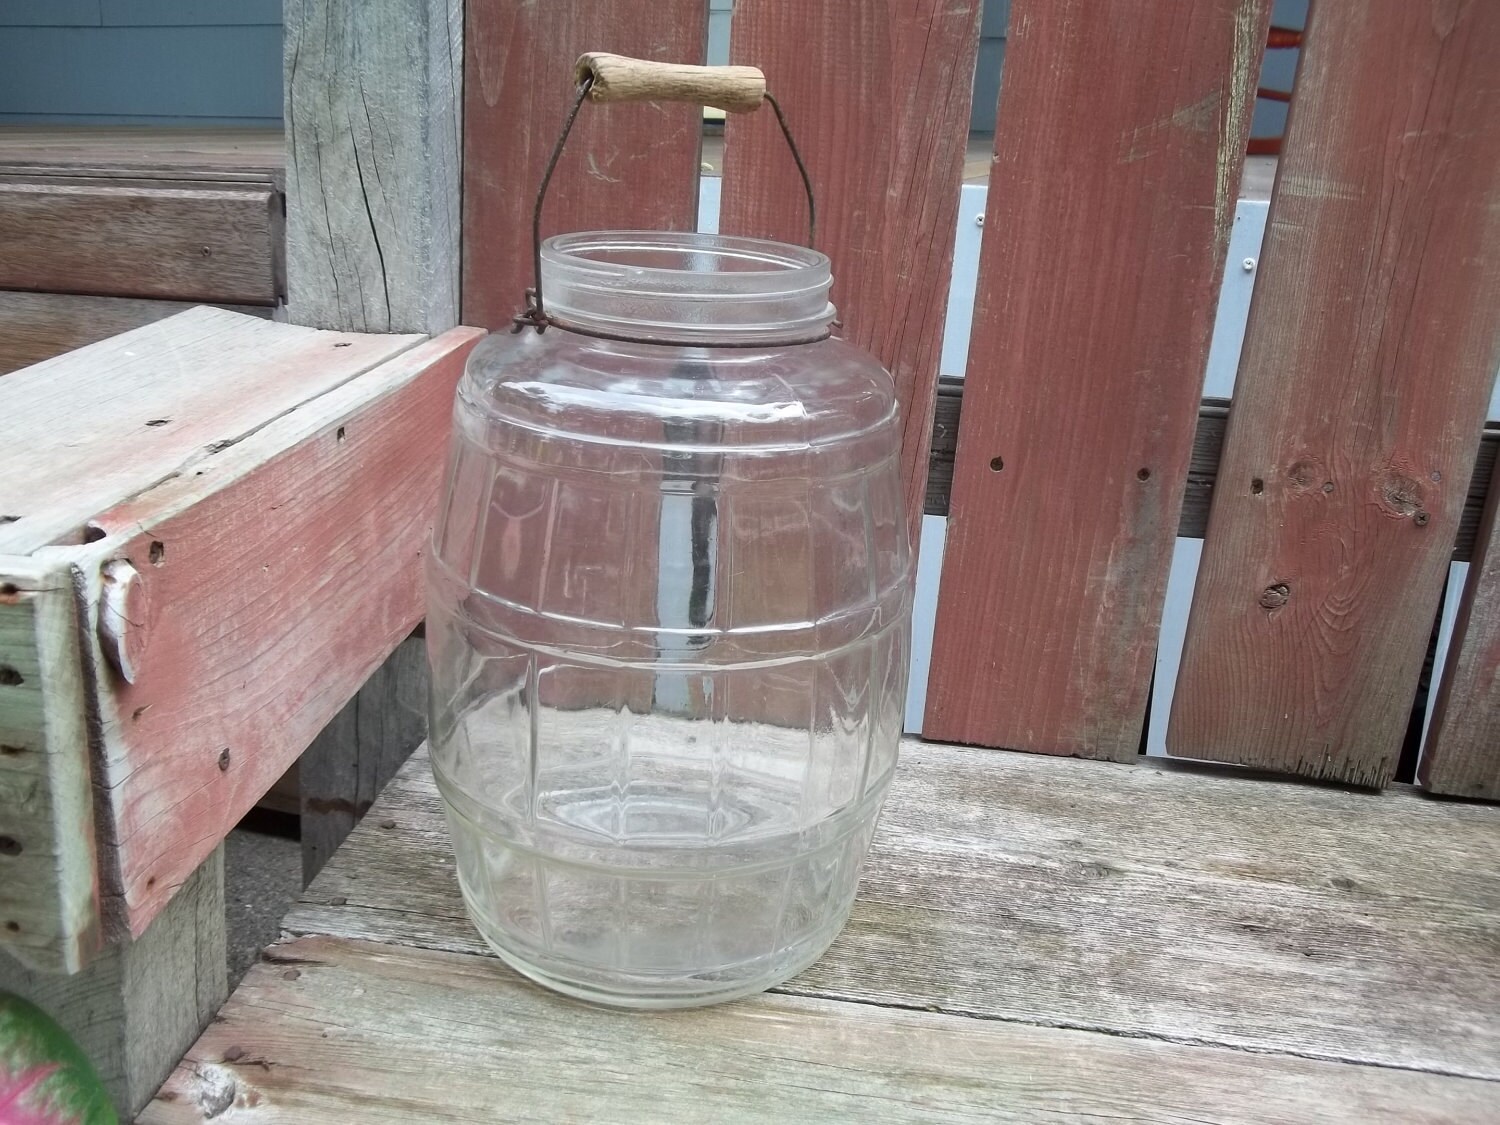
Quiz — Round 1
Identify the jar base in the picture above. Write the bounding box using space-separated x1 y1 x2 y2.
463 897 840 1010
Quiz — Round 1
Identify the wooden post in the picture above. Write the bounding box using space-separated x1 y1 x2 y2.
0 848 226 1120
284 0 465 875
300 634 428 882
284 0 462 334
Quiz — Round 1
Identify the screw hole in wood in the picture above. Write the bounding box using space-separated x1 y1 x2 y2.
337 426 347 443
0 665 22 687
0 836 21 857
1251 478 1264 494
1136 467 1151 481
83 524 106 543
0 583 17 597
989 456 1004 472
149 541 165 566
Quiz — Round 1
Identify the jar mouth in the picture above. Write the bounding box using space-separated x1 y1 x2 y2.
539 231 836 345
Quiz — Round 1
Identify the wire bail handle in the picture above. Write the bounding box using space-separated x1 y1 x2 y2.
514 52 817 335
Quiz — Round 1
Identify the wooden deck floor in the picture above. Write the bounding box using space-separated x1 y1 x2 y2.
143 742 1499 1123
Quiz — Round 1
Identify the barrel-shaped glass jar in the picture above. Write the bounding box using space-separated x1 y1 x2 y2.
427 231 912 1007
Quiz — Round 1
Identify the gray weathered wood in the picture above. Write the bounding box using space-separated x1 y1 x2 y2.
0 847 226 1119
0 291 273 376
300 633 428 883
286 740 1500 1081
0 554 100 974
925 381 1500 562
143 931 1497 1125
284 0 462 334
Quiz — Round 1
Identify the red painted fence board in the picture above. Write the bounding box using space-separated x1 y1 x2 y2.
721 0 982 533
925 0 1270 759
461 1 707 329
1169 0 1500 787
1422 454 1500 799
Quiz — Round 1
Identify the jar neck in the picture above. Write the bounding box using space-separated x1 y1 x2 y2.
537 231 836 346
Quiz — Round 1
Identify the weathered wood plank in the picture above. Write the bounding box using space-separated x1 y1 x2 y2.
284 0 461 334
0 124 284 182
0 180 281 304
0 555 99 974
722 0 981 532
75 329 480 939
144 937 1499 1124
1422 451 1500 798
924 385 1500 562
1170 0 1500 786
460 0 706 329
0 306 418 556
288 741 1500 1080
1 848 225 1119
0 291 273 376
300 634 428 883
924 0 1271 759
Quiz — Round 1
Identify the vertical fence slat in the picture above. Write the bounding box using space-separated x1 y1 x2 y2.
461 2 707 329
721 0 982 532
924 0 1270 759
1422 454 1500 798
1169 0 1500 787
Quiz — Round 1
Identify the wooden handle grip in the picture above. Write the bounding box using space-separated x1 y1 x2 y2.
575 52 766 114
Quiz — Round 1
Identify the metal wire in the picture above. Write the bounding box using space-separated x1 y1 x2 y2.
515 79 818 337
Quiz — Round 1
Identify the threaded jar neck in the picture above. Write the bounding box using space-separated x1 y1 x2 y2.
538 231 835 346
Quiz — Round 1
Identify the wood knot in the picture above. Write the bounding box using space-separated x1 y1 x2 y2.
1259 583 1290 610
1378 471 1424 517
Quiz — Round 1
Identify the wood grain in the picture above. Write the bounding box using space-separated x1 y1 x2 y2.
0 555 100 974
722 0 981 535
299 634 428 883
924 0 1271 760
143 933 1498 1125
0 306 418 556
287 742 1500 1081
577 52 765 113
0 180 281 304
75 329 481 939
923 383 1500 561
460 0 707 329
0 848 224 1119
0 125 284 178
284 0 462 334
1422 452 1500 798
1169 0 1500 786
0 291 272 376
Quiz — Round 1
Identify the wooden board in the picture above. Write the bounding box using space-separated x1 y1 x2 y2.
923 0 1271 759
0 180 282 304
1169 0 1500 786
0 306 417 556
924 384 1500 561
0 555 99 974
721 0 982 532
299 634 428 883
286 742 1500 1081
0 125 285 183
284 0 461 334
0 291 273 376
142 933 1497 1124
1422 452 1500 798
460 0 707 329
0 848 225 1118
71 328 480 939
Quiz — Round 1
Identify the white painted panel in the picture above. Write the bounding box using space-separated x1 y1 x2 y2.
904 515 949 734
940 183 988 378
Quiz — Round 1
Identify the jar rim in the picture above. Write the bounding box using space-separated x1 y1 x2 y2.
537 231 836 345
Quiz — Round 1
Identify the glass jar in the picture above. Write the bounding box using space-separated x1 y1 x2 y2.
426 230 912 1007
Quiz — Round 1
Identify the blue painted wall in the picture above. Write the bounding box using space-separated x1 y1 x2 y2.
0 0 282 126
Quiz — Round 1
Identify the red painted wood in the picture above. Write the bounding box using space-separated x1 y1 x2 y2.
460 1 707 329
83 330 482 936
1422 454 1500 799
1170 0 1500 787
722 0 981 534
924 0 1269 759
